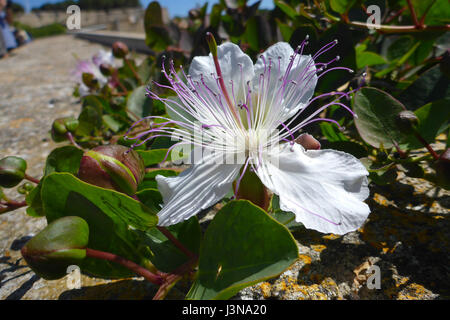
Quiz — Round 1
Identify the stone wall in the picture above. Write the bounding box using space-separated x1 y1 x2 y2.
13 7 169 33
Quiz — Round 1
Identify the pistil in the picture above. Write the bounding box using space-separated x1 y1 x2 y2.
206 32 242 125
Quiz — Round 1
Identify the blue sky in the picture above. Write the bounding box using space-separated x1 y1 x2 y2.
14 0 274 17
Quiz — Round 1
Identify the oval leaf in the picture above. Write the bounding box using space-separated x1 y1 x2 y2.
353 87 407 148
186 200 299 300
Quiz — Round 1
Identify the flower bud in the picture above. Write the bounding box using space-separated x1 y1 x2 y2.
78 145 145 196
434 148 450 190
0 156 27 188
18 182 34 195
99 63 113 76
21 216 89 280
395 110 419 135
51 117 79 142
112 41 129 59
295 133 321 150
82 72 99 89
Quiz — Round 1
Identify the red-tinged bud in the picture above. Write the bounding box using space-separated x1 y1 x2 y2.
51 117 79 142
112 41 129 59
295 133 321 150
82 72 99 89
99 63 113 76
78 145 145 196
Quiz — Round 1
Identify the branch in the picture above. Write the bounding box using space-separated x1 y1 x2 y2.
346 20 450 34
406 0 422 28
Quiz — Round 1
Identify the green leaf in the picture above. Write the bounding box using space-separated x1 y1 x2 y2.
136 188 202 272
409 0 450 26
42 173 158 278
138 169 179 190
271 210 303 232
44 146 84 176
319 122 348 142
320 141 369 159
138 187 202 271
353 87 408 149
144 1 172 51
186 200 299 300
127 86 152 121
137 149 171 167
137 57 155 84
102 115 122 133
76 105 102 137
269 195 303 231
405 99 450 149
399 66 450 110
387 36 414 62
25 145 81 218
274 1 298 18
329 0 357 14
26 183 44 217
356 51 387 69
210 4 223 28
81 95 107 115
136 188 163 213
137 217 202 272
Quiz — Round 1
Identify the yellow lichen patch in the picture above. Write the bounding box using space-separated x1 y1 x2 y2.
311 244 327 253
259 282 272 299
322 234 340 241
395 276 409 288
373 193 388 206
299 254 312 265
398 283 432 300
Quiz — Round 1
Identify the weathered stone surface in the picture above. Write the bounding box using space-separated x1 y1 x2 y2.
1 36 449 300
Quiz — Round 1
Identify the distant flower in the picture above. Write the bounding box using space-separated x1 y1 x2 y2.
127 39 370 235
72 49 114 96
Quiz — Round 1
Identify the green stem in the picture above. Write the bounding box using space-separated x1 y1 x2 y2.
152 258 197 300
413 132 440 160
25 174 40 184
85 248 163 285
124 58 143 85
406 0 422 28
66 132 82 150
0 200 27 214
157 226 197 259
419 0 437 26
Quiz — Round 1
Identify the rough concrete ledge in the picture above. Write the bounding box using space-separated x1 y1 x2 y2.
72 30 153 54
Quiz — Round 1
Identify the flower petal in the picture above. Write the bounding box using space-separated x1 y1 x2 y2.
256 144 370 235
253 42 317 121
189 42 254 101
156 158 242 226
